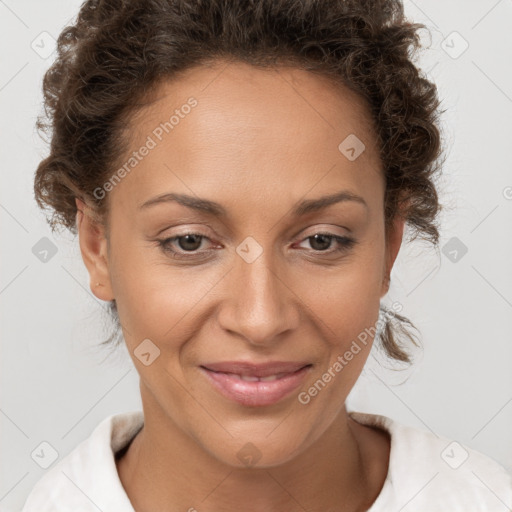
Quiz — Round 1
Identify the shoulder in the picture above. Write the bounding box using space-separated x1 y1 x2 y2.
21 410 144 512
349 410 512 512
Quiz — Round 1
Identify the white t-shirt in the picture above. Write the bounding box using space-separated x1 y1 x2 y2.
22 410 512 511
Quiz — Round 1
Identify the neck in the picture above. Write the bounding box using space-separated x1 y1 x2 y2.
116 384 387 512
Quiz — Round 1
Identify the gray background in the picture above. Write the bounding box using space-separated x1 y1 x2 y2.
1 0 512 510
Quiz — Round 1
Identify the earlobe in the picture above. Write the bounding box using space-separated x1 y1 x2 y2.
75 198 114 301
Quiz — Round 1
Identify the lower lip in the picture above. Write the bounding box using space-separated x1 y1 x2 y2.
200 366 311 407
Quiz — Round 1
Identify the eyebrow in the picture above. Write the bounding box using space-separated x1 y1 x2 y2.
139 190 367 216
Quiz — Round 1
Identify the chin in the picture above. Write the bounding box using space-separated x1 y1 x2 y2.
197 424 312 470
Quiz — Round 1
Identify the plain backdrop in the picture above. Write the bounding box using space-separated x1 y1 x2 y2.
1 0 512 510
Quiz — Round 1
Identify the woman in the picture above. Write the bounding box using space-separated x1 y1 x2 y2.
23 0 512 510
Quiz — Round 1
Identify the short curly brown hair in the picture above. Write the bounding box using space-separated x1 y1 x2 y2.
34 0 446 363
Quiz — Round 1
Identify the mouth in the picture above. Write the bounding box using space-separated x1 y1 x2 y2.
200 361 312 407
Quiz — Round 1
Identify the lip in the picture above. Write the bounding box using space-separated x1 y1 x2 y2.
200 361 312 407
202 360 311 377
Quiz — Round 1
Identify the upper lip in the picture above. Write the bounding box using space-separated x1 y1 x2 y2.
201 361 311 378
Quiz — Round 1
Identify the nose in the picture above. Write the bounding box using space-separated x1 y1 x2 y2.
217 248 300 347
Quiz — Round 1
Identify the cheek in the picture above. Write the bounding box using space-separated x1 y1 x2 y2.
113 268 208 341
109 235 223 352
296 264 382 416
293 247 383 396
296 256 383 338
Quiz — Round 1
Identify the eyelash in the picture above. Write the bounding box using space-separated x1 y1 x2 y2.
156 232 356 260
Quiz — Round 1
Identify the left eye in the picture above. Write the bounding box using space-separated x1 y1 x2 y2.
295 233 356 253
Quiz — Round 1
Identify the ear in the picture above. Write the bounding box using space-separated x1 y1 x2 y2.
380 213 405 298
75 198 114 301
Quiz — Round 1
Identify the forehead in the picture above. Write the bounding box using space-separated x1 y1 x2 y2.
110 60 383 215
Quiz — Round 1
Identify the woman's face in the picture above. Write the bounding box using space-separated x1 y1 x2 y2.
79 60 404 467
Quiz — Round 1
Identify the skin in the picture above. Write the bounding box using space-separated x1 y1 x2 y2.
76 59 405 512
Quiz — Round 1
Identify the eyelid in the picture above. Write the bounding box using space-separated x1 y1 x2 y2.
294 223 351 240
154 222 216 237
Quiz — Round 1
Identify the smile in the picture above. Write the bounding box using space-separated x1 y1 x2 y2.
220 372 292 382
200 364 312 407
